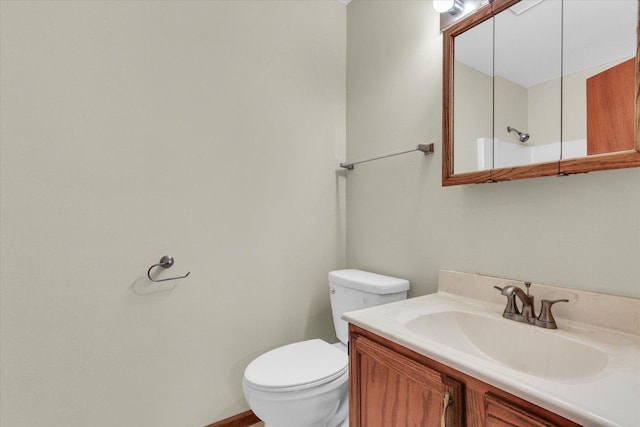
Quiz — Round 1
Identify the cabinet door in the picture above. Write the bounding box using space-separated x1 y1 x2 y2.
350 334 463 427
485 394 560 427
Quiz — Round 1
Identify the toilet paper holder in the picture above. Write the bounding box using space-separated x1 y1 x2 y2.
147 255 190 283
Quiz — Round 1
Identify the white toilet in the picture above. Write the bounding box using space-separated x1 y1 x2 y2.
242 269 410 427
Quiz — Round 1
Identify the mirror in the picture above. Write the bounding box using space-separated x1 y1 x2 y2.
493 0 562 168
562 0 637 157
453 18 494 173
443 0 640 185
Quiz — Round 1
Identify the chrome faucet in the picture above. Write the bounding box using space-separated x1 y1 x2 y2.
494 282 568 329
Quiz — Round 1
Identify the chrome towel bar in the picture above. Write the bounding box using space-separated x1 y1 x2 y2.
340 143 434 170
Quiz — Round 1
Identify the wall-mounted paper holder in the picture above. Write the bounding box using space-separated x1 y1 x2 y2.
147 256 190 283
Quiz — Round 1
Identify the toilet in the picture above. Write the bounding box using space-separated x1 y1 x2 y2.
242 269 410 427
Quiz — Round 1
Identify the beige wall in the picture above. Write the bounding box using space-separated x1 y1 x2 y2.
0 1 345 426
3 1 639 426
346 1 639 298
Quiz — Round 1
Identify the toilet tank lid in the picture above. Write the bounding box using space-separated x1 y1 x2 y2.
328 269 409 294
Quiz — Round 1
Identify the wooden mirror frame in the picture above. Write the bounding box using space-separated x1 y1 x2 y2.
442 0 640 186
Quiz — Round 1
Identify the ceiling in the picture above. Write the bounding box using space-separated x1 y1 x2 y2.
455 0 637 88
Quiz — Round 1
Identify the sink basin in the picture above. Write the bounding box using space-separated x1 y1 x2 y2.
405 310 608 380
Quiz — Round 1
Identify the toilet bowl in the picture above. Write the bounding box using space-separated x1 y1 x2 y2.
242 270 410 427
243 339 348 427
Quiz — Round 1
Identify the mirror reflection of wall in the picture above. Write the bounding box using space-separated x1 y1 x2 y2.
562 0 637 156
454 18 493 174
494 0 562 168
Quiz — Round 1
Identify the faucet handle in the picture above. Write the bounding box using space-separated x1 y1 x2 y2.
535 299 569 329
494 285 521 316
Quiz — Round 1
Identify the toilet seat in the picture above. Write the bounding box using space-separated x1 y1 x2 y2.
244 339 348 392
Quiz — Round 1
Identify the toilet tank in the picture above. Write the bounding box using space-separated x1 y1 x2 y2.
329 269 409 345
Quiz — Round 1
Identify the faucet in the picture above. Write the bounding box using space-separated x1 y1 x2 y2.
494 282 568 329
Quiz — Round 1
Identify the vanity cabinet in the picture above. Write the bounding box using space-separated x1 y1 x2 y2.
349 325 581 427
485 394 561 427
349 330 464 426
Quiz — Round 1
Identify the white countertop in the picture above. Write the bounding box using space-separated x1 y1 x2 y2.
343 291 640 427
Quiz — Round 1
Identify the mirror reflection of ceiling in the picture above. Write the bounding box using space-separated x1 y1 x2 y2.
455 0 637 88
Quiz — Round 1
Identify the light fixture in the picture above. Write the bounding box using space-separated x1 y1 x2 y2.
433 0 463 15
434 0 488 31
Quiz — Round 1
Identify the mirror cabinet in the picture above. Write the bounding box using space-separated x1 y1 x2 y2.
443 0 640 186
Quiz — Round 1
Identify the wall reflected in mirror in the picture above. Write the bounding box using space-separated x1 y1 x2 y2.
494 0 561 168
452 0 638 175
562 0 637 156
454 18 493 174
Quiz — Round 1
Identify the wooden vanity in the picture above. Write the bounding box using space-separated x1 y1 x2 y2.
349 324 580 426
343 270 640 427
